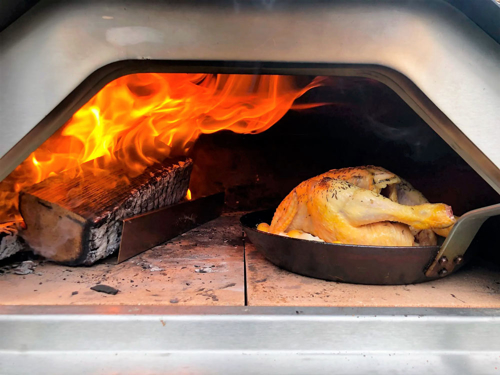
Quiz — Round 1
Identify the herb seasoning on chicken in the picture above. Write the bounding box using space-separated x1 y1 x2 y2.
259 166 456 247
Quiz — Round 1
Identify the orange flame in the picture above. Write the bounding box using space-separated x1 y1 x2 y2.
0 73 325 222
186 189 192 201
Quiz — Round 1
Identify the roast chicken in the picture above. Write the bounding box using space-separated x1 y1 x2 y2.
261 166 456 247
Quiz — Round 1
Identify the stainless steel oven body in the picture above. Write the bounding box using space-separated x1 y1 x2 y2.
1 1 500 373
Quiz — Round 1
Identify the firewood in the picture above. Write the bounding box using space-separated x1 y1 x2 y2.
19 158 193 265
0 223 26 261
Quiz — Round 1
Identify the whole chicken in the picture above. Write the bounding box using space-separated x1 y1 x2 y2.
267 168 455 247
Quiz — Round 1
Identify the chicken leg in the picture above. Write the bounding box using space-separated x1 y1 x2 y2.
321 167 448 245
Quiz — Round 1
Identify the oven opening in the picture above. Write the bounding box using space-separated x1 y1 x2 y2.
0 70 499 307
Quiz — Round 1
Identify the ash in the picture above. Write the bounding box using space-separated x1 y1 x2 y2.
0 260 38 275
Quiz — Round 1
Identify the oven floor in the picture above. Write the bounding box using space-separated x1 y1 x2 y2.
1 213 499 307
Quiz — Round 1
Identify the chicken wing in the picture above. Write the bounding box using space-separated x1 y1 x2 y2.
269 176 455 247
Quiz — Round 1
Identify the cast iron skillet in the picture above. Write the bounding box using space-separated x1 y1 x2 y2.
241 209 455 285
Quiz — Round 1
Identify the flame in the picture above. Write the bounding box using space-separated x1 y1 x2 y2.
0 73 325 222
186 189 192 201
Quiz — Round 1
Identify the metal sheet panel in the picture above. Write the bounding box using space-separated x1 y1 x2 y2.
118 192 224 263
0 306 499 374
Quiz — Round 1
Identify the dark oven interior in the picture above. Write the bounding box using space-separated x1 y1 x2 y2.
188 75 500 262
190 76 498 214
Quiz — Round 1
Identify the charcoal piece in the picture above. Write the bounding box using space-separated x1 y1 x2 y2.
90 284 119 295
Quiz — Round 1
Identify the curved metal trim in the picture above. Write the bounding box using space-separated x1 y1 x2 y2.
1 304 500 316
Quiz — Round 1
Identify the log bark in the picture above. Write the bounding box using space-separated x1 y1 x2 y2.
0 223 26 261
19 158 193 265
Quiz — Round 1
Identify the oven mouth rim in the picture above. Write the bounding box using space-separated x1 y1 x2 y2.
2 59 499 195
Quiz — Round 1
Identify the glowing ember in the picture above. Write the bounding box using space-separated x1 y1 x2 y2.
0 73 325 222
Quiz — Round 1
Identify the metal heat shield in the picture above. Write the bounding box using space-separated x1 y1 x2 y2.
117 192 225 263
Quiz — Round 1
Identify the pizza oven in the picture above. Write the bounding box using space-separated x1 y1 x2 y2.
1 0 500 373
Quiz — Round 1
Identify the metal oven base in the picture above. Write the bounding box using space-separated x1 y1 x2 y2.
1 306 499 375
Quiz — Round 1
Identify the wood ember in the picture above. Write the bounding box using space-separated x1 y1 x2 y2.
0 222 26 261
90 284 119 295
19 158 193 266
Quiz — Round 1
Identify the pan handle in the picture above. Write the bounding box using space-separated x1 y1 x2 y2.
425 203 500 277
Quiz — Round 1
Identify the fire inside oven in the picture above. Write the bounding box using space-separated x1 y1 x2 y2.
0 71 499 305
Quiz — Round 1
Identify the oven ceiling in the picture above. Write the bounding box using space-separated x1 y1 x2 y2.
0 0 499 188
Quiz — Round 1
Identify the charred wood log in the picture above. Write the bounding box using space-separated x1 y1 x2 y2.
19 158 193 265
0 223 26 261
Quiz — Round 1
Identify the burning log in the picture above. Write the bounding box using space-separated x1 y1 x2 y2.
19 158 193 265
0 223 26 261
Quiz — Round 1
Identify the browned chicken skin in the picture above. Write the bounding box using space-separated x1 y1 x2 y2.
320 166 401 194
268 167 455 247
